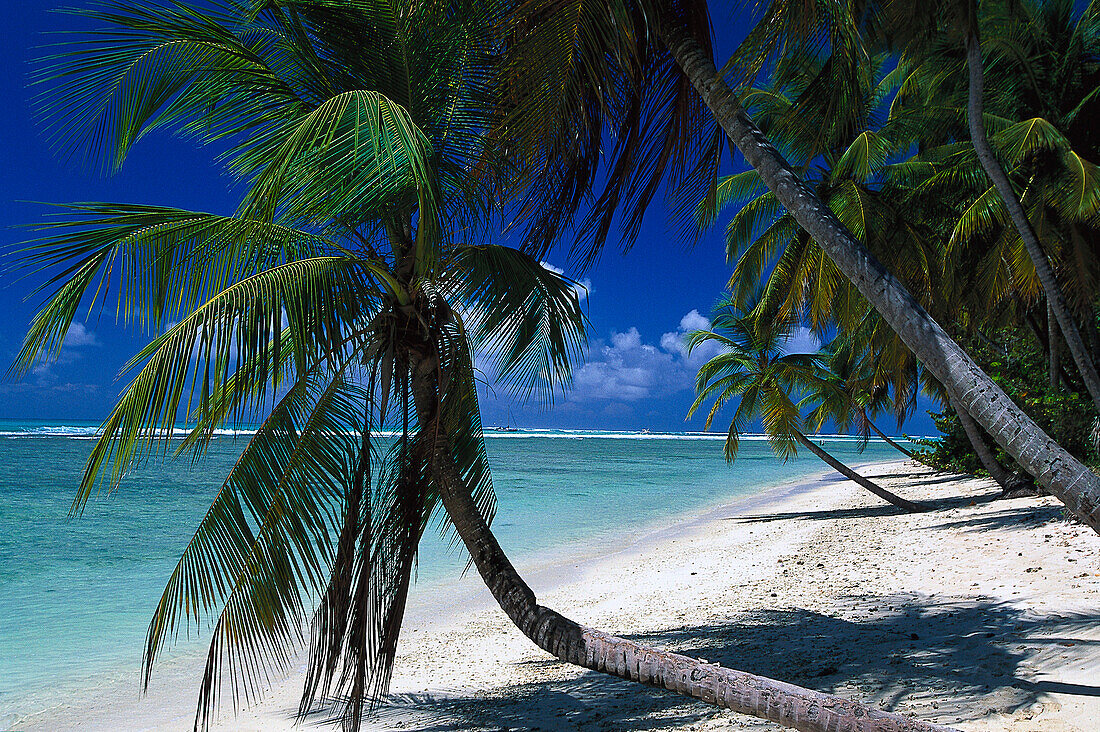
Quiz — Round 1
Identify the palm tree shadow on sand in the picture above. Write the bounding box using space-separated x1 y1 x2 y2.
297 593 1100 731
732 489 1002 524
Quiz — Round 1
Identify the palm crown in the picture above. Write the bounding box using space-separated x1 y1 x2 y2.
686 296 834 462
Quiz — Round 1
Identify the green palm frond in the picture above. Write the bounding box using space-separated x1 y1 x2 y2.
12 204 335 375
725 192 786 259
241 89 437 230
993 116 1072 167
73 256 375 512
950 185 1009 248
758 386 803 461
143 358 367 696
193 370 368 726
445 245 587 404
833 130 892 181
498 0 719 265
35 1 312 172
696 170 766 231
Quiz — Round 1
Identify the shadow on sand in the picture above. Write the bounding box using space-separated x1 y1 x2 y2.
318 593 1100 731
731 490 1001 524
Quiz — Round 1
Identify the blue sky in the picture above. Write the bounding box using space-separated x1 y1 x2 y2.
0 2 938 436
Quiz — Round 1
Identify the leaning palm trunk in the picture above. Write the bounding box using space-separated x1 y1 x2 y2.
949 394 1033 494
862 410 920 461
1048 301 1062 391
794 432 924 512
657 24 1100 534
965 32 1100 412
409 360 957 732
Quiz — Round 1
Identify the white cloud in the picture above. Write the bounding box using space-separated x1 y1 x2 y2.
565 310 729 404
778 326 821 355
570 327 681 402
62 322 99 348
26 322 102 379
659 309 716 362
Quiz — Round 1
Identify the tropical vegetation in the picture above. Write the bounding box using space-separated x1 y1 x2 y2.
691 0 1100 514
15 1 961 731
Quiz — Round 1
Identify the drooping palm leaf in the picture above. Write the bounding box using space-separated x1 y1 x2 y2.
12 204 335 375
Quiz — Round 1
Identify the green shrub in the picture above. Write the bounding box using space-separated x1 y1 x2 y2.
915 327 1099 474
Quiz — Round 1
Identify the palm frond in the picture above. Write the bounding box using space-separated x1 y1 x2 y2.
12 204 334 375
445 246 587 405
73 256 375 512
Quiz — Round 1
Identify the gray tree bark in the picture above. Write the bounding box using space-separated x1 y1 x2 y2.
1048 301 1061 391
795 432 925 512
965 33 1098 410
948 393 1032 494
658 24 1100 534
410 357 958 732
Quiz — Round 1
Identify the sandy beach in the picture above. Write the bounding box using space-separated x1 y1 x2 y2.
17 459 1100 732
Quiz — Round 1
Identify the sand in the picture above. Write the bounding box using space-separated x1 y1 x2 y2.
17 460 1100 732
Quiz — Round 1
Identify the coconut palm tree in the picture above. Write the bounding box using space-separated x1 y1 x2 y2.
17 3 960 732
686 296 924 512
881 0 1100 410
502 0 1100 532
893 0 1100 387
695 49 941 341
658 0 1100 530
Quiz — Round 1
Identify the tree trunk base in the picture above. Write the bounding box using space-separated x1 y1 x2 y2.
1000 474 1042 499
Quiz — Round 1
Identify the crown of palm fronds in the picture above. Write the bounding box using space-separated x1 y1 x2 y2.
686 292 837 463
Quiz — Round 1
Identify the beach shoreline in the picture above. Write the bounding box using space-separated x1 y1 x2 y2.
15 459 1100 731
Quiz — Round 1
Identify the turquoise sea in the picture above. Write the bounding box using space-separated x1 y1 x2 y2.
0 420 910 725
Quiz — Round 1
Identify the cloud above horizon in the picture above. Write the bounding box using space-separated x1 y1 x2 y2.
564 309 726 404
61 322 99 349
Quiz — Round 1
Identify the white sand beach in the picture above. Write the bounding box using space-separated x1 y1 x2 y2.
18 460 1100 732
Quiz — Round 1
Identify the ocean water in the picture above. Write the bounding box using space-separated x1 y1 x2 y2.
0 423 908 724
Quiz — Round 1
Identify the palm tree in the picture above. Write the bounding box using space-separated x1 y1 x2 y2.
652 0 1100 532
816 335 927 464
687 297 924 513
894 0 1100 390
870 0 1100 409
17 3 959 732
961 1 1100 412
696 50 941 341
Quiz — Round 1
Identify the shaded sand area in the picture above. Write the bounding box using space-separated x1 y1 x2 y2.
18 461 1100 731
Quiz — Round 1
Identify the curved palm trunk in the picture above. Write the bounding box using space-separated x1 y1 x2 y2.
408 363 957 732
949 394 1033 494
794 432 924 512
965 33 1100 411
658 25 1100 534
862 411 919 460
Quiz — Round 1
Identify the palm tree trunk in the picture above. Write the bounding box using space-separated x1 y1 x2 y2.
1048 301 1061 391
408 362 957 732
794 432 924 512
948 393 1029 493
862 410 918 460
965 32 1100 410
657 24 1100 534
